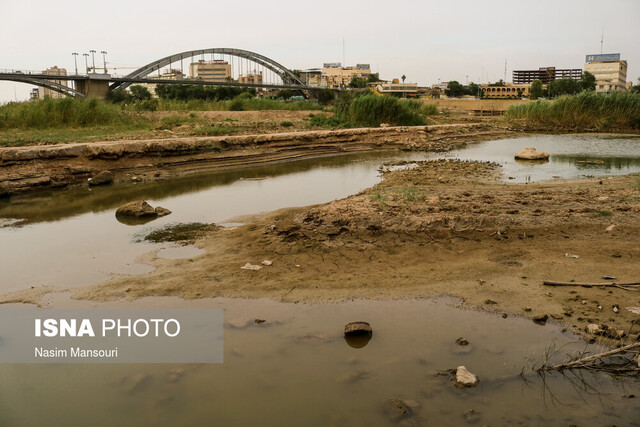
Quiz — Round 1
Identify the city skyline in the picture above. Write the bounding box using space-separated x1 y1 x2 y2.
1 0 639 103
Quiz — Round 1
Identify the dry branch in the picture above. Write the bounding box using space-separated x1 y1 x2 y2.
543 280 640 288
540 342 640 373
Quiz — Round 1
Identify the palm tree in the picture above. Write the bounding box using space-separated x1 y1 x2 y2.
401 75 406 83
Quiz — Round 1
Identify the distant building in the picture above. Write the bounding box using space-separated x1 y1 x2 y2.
432 82 449 91
584 53 627 92
298 69 322 87
38 66 68 99
238 72 263 85
321 63 371 88
189 60 231 82
30 88 40 100
480 83 532 98
513 67 581 84
376 82 418 97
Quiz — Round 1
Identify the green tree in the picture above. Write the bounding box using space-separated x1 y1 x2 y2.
445 81 465 97
367 73 380 83
633 78 640 94
467 82 479 96
349 76 367 88
580 71 596 91
548 78 582 97
316 89 336 105
530 79 544 99
129 85 152 101
401 75 406 83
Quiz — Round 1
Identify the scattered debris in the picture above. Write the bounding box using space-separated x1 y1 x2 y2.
254 319 266 324
626 307 640 315
605 224 616 232
261 260 273 266
538 341 640 373
241 263 262 271
585 324 603 335
602 276 616 280
456 337 469 346
544 280 640 290
565 253 580 259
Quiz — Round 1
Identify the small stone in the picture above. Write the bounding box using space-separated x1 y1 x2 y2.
612 305 620 314
484 299 497 305
254 319 266 324
116 200 157 218
261 260 273 266
514 147 550 160
241 263 262 271
455 366 479 388
605 224 616 232
88 170 114 186
154 206 172 217
384 398 411 421
456 337 469 346
532 314 548 325
524 307 532 312
606 328 626 339
344 322 372 338
586 323 603 335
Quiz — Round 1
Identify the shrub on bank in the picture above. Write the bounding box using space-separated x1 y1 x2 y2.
335 93 436 127
0 97 138 129
504 91 640 131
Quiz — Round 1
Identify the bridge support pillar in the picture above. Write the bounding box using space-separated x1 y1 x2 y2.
74 79 109 99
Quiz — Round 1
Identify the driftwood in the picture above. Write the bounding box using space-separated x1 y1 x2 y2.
539 342 640 373
543 280 640 291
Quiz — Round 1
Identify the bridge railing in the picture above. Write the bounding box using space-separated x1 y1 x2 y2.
0 69 44 75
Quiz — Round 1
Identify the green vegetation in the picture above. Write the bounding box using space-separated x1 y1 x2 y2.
143 223 218 245
504 91 640 131
334 93 436 127
547 72 596 97
596 210 613 217
0 97 139 129
445 81 479 97
530 80 544 99
280 121 293 127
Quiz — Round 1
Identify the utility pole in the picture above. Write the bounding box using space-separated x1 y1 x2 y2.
90 50 96 73
72 53 78 75
466 75 468 85
83 53 89 74
101 51 107 73
600 26 604 54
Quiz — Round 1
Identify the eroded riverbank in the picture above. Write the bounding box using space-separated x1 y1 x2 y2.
0 123 511 195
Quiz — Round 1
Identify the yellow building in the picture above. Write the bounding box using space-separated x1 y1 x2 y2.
584 54 627 92
238 72 263 85
38 66 68 99
480 83 531 98
376 82 418 96
321 63 371 88
189 60 231 82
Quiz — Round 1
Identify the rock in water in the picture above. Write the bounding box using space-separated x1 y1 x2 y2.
384 398 411 421
344 321 373 338
88 170 114 186
116 201 157 218
514 147 550 160
455 366 479 388
155 206 172 217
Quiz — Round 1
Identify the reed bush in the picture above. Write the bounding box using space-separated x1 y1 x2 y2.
0 97 137 129
335 94 435 127
505 91 640 131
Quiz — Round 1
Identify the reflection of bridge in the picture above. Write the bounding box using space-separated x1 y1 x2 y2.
0 48 317 99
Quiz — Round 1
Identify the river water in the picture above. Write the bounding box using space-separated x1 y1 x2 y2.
1 135 639 425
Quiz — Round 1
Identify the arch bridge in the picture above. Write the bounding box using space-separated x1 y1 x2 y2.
0 48 315 99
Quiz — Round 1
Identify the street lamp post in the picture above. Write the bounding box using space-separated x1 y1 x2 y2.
72 53 78 75
101 51 107 73
83 53 89 74
90 50 96 73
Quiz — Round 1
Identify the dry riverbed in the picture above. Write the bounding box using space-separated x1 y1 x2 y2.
6 159 639 345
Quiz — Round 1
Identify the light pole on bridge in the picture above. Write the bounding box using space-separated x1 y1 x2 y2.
101 51 107 74
90 50 96 73
72 53 78 75
83 53 89 74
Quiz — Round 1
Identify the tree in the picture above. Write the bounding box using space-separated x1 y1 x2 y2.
489 79 505 87
349 76 367 88
580 71 596 92
444 80 465 97
316 89 335 105
367 73 380 83
401 75 406 83
548 78 581 97
467 82 479 96
633 78 640 94
530 79 544 99
129 85 152 101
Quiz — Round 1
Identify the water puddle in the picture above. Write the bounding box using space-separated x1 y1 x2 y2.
446 134 640 182
0 297 637 426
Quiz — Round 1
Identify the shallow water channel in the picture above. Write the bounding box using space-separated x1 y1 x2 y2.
1 135 640 425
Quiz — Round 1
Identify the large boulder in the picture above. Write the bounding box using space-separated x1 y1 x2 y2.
515 147 550 160
116 201 157 218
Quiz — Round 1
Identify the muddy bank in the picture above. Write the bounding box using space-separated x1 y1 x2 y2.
0 123 511 195
8 159 636 343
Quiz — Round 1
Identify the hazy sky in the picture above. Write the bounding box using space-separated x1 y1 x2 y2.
1 0 639 102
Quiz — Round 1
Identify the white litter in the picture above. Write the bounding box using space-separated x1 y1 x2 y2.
565 253 579 259
241 263 262 271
